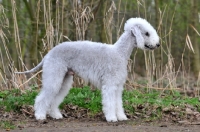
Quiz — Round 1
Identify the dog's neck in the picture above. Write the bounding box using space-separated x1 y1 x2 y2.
114 31 136 60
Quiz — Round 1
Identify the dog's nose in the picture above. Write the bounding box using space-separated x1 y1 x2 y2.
156 43 160 47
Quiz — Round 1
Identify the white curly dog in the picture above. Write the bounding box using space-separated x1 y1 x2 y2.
16 18 160 122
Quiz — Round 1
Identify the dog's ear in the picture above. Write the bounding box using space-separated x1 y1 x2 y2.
131 25 144 48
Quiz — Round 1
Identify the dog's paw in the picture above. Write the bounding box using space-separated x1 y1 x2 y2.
35 114 46 120
52 113 63 119
105 115 118 122
49 111 63 119
117 114 128 121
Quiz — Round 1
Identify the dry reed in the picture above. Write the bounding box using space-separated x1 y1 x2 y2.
0 0 198 96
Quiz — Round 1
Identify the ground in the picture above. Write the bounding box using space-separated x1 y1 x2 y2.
1 88 200 131
1 106 200 132
8 120 200 132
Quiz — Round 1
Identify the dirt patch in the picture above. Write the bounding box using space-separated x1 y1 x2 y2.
4 118 200 132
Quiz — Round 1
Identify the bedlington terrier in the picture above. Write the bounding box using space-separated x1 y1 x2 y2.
16 18 160 122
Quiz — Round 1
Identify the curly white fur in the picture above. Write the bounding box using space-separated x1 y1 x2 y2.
16 18 160 122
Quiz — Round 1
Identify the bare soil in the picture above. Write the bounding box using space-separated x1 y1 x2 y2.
8 120 200 132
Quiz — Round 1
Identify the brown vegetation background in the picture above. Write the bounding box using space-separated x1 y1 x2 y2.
0 0 199 93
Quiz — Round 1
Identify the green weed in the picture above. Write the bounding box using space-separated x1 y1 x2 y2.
0 121 15 130
0 86 199 119
61 86 102 114
0 88 38 111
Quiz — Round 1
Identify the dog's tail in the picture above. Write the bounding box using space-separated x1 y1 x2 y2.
15 60 44 74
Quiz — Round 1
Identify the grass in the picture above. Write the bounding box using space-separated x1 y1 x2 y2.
124 89 200 108
0 88 38 112
1 86 200 129
1 86 199 114
61 86 102 113
123 89 200 119
0 121 15 130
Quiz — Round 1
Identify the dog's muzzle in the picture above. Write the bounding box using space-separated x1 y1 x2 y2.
145 43 160 50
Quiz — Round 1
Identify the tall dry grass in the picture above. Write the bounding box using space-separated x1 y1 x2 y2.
0 1 25 90
0 0 199 96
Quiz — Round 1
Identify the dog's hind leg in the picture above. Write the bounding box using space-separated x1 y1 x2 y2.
48 74 73 119
34 67 66 120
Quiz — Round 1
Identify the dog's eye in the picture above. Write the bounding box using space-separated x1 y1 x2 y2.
145 32 150 37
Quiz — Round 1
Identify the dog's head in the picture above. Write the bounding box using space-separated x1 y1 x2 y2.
124 18 160 50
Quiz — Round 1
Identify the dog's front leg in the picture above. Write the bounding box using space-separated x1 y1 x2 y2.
115 86 128 121
101 85 118 122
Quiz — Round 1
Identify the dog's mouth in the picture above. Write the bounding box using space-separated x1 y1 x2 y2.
144 44 156 50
